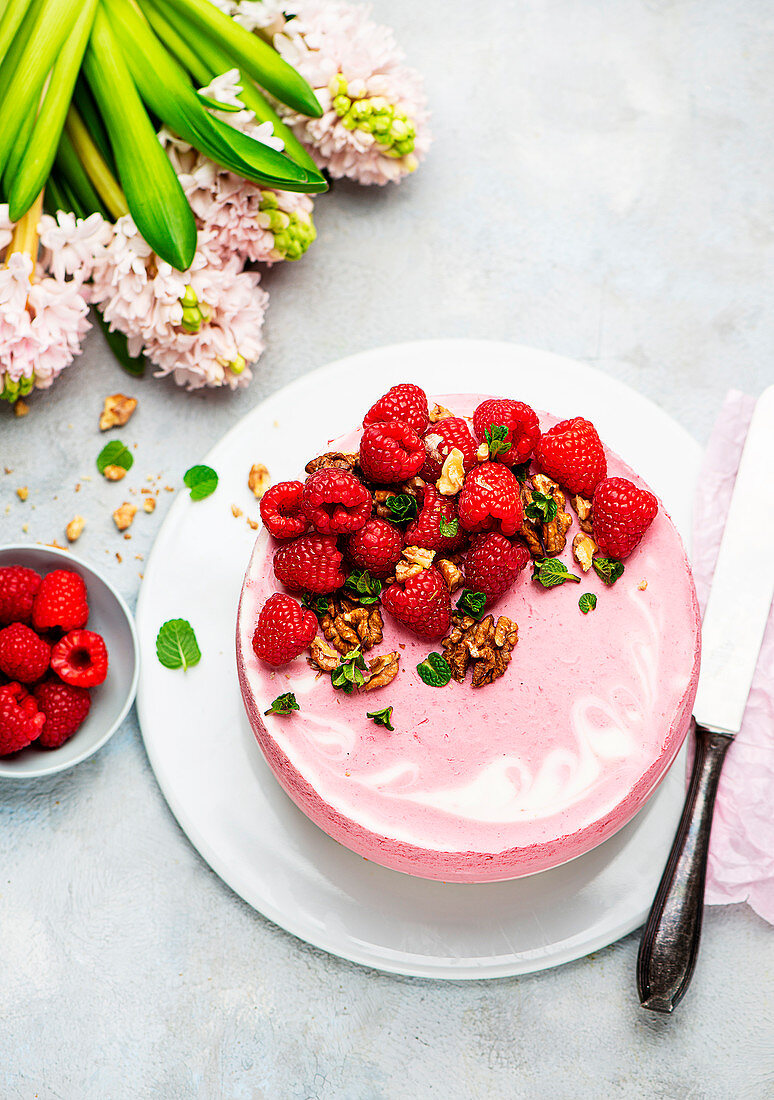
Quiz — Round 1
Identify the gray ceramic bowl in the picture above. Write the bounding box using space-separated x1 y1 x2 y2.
0 543 139 778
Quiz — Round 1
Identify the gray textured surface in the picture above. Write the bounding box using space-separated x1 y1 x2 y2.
1 1 773 1096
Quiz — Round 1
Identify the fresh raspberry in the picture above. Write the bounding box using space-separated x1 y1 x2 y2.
32 681 91 749
50 630 108 688
457 463 524 536
421 418 477 482
346 518 403 578
32 570 89 632
382 567 451 640
472 399 540 464
592 477 658 560
363 383 429 436
251 592 317 668
0 622 50 683
0 682 45 754
0 566 42 625
534 417 607 498
302 468 370 535
403 483 466 553
260 481 308 540
358 421 425 485
463 533 530 604
273 533 346 594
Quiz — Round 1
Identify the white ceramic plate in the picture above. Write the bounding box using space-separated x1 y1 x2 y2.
136 340 700 979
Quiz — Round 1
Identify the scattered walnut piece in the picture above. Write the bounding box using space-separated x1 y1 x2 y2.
248 463 270 499
395 560 424 582
320 596 383 654
436 558 464 593
65 515 85 543
429 403 454 423
14 399 29 418
246 518 259 530
572 532 598 573
305 451 359 475
437 448 465 496
16 486 28 501
308 637 340 673
372 489 397 520
442 614 519 687
231 504 243 518
103 464 127 482
99 393 137 431
398 476 426 498
143 497 156 514
520 476 572 558
571 494 594 534
476 442 489 463
402 545 435 569
361 651 400 692
112 502 137 532
638 580 648 591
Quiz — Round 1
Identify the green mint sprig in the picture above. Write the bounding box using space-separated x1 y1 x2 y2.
456 589 487 620
156 618 201 670
439 516 459 537
579 593 598 614
592 557 625 586
344 569 382 605
97 440 133 476
525 491 558 525
366 706 394 730
302 593 331 620
385 494 418 524
532 559 581 588
416 652 452 687
183 464 219 500
512 461 531 484
484 424 510 458
265 692 299 716
332 647 368 694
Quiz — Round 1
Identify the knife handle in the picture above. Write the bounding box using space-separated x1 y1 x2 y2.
636 721 733 1013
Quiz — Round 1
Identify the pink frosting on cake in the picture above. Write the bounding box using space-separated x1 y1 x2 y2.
236 395 701 882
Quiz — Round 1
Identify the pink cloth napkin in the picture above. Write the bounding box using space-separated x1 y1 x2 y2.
692 390 774 923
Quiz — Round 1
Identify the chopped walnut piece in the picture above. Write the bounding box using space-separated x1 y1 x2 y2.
246 518 258 530
442 614 519 688
402 545 435 569
572 532 598 572
638 580 648 591
305 451 359 475
103 464 127 482
308 637 340 673
520 477 572 558
65 515 85 542
436 558 464 593
362 651 400 691
231 504 243 518
395 560 424 582
429 403 454 422
320 596 383 654
112 502 137 532
143 497 156 514
437 448 465 496
372 489 396 520
99 394 137 431
14 399 29 418
248 463 270 499
16 486 28 501
398 476 426 497
476 442 489 463
571 494 594 534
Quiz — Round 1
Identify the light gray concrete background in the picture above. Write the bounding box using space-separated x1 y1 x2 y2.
1 1 773 1096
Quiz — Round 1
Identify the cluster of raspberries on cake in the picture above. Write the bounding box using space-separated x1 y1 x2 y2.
0 567 108 755
251 384 658 689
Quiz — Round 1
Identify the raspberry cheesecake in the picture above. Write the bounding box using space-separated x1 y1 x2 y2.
237 387 700 882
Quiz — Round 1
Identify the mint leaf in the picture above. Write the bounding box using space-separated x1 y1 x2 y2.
484 424 510 458
332 647 367 694
183 464 219 501
456 589 487 620
385 494 418 524
592 556 625 586
532 559 581 588
579 593 598 614
513 461 531 484
439 516 459 537
302 592 331 620
366 706 394 731
344 569 382 605
156 618 201 670
265 692 299 716
525 491 558 525
417 652 452 687
97 440 134 476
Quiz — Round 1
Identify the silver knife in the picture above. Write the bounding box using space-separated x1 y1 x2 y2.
637 384 774 1013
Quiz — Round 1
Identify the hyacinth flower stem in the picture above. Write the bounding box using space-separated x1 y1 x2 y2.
4 191 43 278
7 0 98 221
55 125 112 221
72 77 115 173
64 107 126 219
158 0 322 119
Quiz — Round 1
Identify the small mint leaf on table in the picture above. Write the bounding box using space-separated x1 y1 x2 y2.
579 593 598 614
416 652 452 687
532 559 581 588
385 494 418 524
344 569 382 605
366 706 394 730
332 647 367 694
456 589 487 620
484 424 510 458
265 692 299 716
592 556 625 586
97 440 134 476
156 618 201 670
183 464 219 500
525 491 558 525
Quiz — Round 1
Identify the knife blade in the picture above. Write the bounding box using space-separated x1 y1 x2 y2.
638 384 774 1013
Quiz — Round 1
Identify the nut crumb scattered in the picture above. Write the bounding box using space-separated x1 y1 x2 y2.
248 463 270 499
164 486 174 493
65 516 85 542
116 552 122 563
103 464 127 481
143 497 156 514
246 518 259 530
638 580 648 591
16 486 28 501
123 533 132 540
99 393 137 431
113 502 137 531
4 467 12 474
75 483 81 493
22 523 28 533
231 504 243 518
14 399 29 418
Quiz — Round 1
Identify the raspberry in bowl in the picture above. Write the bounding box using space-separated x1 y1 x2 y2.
0 544 139 779
237 389 701 882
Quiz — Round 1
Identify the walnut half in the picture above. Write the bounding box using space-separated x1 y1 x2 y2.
305 451 359 475
362 651 400 692
320 596 383 654
442 614 519 688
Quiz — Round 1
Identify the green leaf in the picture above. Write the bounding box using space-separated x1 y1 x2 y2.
439 516 459 537
331 647 367 695
456 589 487 620
55 126 111 220
366 706 394 731
264 692 299 716
592 556 625 586
344 569 382 605
156 618 201 670
97 440 134 476
302 593 331 620
484 424 510 458
195 90 241 112
416 652 452 687
579 592 598 614
513 461 531 484
385 494 419 525
137 0 212 86
183 464 218 501
532 558 581 588
0 0 35 71
525 491 558 525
